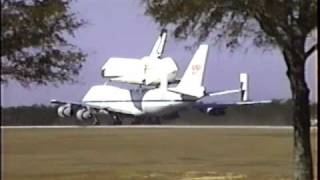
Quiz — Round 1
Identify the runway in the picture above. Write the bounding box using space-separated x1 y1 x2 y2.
1 125 315 129
3 124 317 180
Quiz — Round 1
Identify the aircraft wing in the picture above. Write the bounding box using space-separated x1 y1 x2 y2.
51 99 79 105
50 99 103 111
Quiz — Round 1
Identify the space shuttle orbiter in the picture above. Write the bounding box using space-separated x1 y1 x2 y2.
101 29 179 86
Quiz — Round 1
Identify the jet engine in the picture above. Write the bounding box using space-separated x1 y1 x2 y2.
205 107 226 116
76 108 92 121
57 104 72 118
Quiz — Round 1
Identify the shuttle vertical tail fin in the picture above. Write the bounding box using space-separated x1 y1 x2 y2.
149 29 167 58
168 44 209 98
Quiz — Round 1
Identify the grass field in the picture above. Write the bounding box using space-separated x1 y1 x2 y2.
2 127 317 180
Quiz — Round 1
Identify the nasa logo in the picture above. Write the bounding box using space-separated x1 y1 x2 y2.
192 64 201 75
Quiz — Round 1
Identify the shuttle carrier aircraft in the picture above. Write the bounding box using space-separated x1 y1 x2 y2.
51 44 270 125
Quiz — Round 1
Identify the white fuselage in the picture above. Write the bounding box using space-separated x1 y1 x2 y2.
82 85 194 116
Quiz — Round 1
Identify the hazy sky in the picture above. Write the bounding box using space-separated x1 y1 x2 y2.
1 0 317 107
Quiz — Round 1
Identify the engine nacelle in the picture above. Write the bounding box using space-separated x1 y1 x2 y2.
76 108 92 121
206 107 226 116
57 104 72 118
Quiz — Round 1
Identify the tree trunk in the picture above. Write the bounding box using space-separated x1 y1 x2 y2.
283 50 313 180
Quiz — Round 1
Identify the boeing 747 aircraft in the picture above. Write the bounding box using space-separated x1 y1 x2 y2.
51 44 270 125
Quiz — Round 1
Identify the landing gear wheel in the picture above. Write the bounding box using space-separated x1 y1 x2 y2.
111 115 122 125
113 120 122 125
93 119 101 125
131 118 141 125
92 116 101 125
154 117 161 124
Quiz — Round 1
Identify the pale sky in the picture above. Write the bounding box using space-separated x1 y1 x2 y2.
1 0 317 107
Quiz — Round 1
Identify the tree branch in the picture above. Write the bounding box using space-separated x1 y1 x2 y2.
305 43 318 59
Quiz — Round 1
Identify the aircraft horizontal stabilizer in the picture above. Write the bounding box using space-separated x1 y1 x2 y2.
203 73 271 105
204 73 247 99
206 89 241 97
196 100 272 114
235 100 272 105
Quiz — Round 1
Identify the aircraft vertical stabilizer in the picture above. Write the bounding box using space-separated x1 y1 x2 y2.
149 29 167 58
240 73 249 101
168 44 209 98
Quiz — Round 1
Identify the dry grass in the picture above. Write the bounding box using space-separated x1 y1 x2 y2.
2 127 317 180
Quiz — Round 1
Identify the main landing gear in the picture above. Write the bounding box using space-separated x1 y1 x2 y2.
92 116 101 125
131 117 161 125
109 114 162 125
111 114 122 125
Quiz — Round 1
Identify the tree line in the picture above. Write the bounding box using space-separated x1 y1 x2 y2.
1 100 317 126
